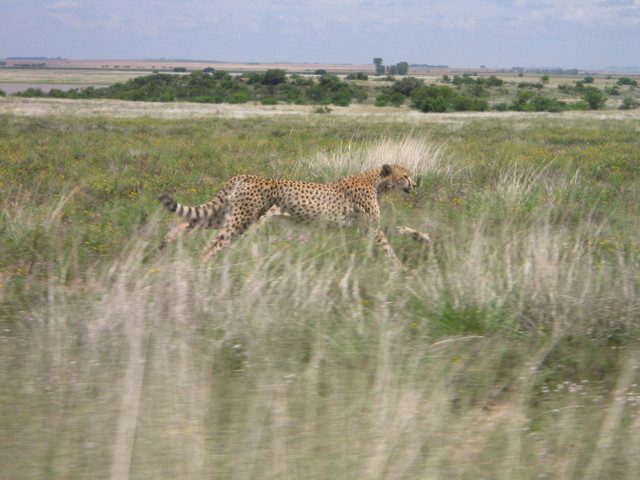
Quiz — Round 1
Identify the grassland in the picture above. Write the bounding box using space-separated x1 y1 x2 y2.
1 105 639 479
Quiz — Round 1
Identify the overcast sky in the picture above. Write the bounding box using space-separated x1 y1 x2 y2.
1 0 639 69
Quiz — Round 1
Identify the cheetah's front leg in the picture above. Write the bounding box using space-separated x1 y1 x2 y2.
371 227 402 266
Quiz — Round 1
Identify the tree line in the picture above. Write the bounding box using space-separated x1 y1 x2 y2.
12 69 637 112
14 70 367 107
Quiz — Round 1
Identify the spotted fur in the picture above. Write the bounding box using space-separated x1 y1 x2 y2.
158 164 429 263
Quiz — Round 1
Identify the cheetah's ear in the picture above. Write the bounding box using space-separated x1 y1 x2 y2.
381 164 392 177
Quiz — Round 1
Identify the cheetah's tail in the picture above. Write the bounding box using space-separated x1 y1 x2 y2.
158 193 215 221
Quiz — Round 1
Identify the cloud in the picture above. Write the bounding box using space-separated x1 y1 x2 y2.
598 0 636 6
48 1 82 9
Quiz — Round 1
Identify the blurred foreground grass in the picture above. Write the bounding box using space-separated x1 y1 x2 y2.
1 112 639 479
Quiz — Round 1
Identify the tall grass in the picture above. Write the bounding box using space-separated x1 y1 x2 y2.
302 136 450 178
1 115 639 479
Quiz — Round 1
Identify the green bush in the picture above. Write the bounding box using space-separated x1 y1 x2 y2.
15 88 46 97
452 95 488 111
391 77 423 96
604 86 620 96
581 86 606 109
616 77 638 87
410 85 486 112
619 96 639 110
518 82 543 89
492 102 510 111
485 75 504 87
411 85 456 112
375 89 406 107
510 92 568 112
346 72 369 80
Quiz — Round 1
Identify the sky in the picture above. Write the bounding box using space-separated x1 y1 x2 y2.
1 0 639 69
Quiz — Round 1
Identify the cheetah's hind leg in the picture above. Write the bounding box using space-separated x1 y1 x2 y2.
384 226 430 244
159 219 199 251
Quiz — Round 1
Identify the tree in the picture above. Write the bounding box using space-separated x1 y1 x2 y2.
541 75 550 85
262 69 287 85
395 61 409 75
583 76 594 84
373 58 384 76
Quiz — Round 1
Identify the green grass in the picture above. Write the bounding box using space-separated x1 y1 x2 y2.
1 111 639 479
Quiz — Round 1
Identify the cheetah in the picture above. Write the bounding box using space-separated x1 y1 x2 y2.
157 164 430 264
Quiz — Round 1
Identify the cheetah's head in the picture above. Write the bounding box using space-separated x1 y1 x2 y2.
380 164 417 194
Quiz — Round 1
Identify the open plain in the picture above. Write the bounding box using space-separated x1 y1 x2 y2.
1 73 640 479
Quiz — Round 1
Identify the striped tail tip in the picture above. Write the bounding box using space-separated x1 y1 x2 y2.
157 193 178 212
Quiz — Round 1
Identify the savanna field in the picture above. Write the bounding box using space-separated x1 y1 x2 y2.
1 106 640 479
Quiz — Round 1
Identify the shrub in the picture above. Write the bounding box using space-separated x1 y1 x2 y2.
289 75 314 87
312 105 332 113
452 95 488 111
619 96 639 110
581 86 606 109
48 89 68 98
530 95 565 112
375 89 406 107
391 77 423 96
410 85 486 112
345 72 369 80
616 77 638 87
518 82 543 89
604 86 620 96
172 67 187 72
509 91 568 112
229 91 251 103
15 88 46 97
557 84 575 94
314 69 328 76
411 85 457 112
565 100 589 110
583 76 594 84
0 89 5 97
485 75 504 87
